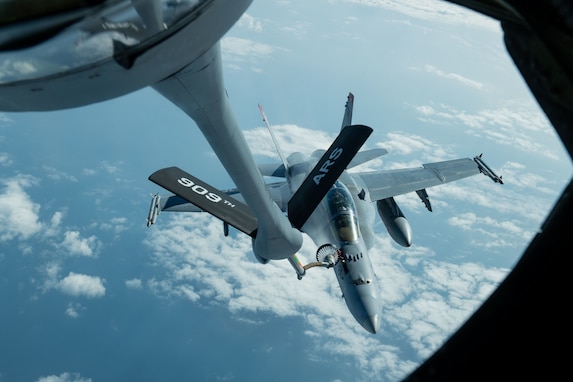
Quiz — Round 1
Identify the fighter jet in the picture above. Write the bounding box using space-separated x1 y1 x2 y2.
147 92 504 333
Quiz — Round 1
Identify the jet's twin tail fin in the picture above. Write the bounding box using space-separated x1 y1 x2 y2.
258 92 357 177
341 92 354 130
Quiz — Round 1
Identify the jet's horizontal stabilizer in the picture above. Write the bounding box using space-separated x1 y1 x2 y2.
160 195 203 212
348 148 388 169
149 167 258 237
288 124 373 230
258 163 286 177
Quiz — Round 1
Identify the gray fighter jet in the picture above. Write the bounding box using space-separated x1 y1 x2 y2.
147 92 503 334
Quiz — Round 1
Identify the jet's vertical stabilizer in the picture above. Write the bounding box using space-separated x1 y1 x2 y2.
341 92 354 130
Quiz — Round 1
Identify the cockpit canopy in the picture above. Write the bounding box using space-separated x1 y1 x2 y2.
326 182 360 243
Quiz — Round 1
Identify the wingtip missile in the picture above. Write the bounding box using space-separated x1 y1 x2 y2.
474 154 504 184
146 193 161 227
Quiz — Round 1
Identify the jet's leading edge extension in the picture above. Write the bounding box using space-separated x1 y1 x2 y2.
148 93 504 333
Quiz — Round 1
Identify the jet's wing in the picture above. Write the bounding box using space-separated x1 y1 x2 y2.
357 157 488 201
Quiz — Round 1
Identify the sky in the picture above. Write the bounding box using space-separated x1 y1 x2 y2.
1 1 572 382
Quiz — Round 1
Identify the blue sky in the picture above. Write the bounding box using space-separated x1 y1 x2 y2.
1 1 572 382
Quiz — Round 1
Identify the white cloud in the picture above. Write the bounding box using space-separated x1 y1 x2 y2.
221 36 286 71
345 15 359 24
125 278 142 289
0 152 12 166
77 161 124 179
65 302 85 318
35 372 92 382
238 13 263 32
378 131 452 161
345 0 499 31
448 212 534 248
221 37 279 59
244 125 335 159
438 177 555 227
100 216 129 234
56 272 106 298
0 175 43 241
43 262 62 284
0 58 40 81
51 211 64 227
412 102 560 160
42 165 78 182
144 213 509 380
0 112 13 126
100 161 121 174
38 262 65 294
61 231 100 257
423 64 484 89
44 211 64 237
278 20 311 38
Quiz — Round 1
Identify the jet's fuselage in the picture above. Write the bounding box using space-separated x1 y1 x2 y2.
286 152 382 333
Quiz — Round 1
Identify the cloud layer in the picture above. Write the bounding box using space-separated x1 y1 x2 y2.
144 210 508 380
56 272 106 298
0 175 43 241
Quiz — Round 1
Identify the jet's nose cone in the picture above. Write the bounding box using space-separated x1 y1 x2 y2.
370 314 381 333
362 314 381 334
